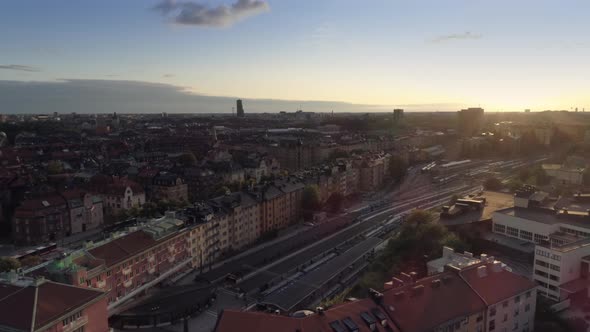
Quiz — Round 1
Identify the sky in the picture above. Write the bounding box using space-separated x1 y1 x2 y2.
1 0 590 113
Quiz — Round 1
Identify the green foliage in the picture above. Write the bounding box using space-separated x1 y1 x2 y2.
178 152 197 167
20 255 41 268
0 257 21 272
584 168 590 186
389 156 408 182
354 210 469 295
301 185 321 217
214 186 231 197
326 193 345 213
534 297 574 332
449 194 459 205
47 160 64 175
483 177 503 191
329 149 350 160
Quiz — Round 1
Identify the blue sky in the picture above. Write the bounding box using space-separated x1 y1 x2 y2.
1 0 589 113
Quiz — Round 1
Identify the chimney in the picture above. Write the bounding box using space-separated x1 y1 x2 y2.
165 211 176 219
443 246 455 258
399 272 413 284
480 253 488 261
368 289 384 304
409 272 418 282
315 307 324 315
431 279 441 289
492 261 503 273
411 285 425 296
477 265 488 278
463 251 473 258
393 291 405 300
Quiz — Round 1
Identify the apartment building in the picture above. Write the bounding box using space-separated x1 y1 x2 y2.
44 213 191 311
12 194 70 245
0 276 109 332
208 192 262 251
61 189 104 234
151 171 188 203
89 176 146 215
354 153 391 192
215 257 536 332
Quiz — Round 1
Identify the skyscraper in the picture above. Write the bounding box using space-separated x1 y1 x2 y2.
457 107 484 137
236 99 245 117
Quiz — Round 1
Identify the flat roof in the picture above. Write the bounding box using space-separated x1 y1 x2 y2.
495 207 590 230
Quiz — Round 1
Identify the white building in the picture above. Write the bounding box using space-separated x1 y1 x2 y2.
426 246 481 275
492 188 590 304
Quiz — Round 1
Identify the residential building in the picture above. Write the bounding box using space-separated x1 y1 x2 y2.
215 257 536 332
89 176 146 215
237 99 245 117
61 189 104 234
43 213 191 311
12 194 70 245
458 107 484 137
151 171 188 203
0 276 109 332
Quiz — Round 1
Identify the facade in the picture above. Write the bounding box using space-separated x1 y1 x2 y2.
492 189 590 304
61 189 104 234
236 99 244 117
13 194 70 245
355 153 391 192
44 213 191 311
0 276 109 332
458 107 484 137
151 172 188 203
541 164 584 185
90 177 146 215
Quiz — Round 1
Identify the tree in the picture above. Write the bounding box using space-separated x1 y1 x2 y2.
326 193 345 213
301 185 321 218
178 152 197 167
530 167 550 186
47 160 64 175
484 177 503 191
214 186 230 197
389 156 408 182
20 255 41 268
0 257 20 272
449 194 459 205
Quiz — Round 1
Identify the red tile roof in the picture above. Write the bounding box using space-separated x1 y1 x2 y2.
0 280 104 331
87 230 167 267
215 298 399 332
381 272 486 332
458 262 536 305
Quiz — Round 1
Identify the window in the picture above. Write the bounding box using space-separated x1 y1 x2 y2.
62 311 82 326
549 274 560 282
506 226 519 237
520 230 533 241
536 260 549 268
494 223 506 233
550 264 560 272
513 322 519 331
514 308 519 317
525 304 531 312
515 295 520 303
489 320 495 331
526 291 531 298
490 306 497 317
503 313 508 322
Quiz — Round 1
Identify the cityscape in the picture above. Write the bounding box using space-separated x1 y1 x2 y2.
2 1 590 332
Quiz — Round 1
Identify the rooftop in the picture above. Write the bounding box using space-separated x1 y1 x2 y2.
0 278 104 331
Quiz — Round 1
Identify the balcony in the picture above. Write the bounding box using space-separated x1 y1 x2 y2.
148 256 155 263
168 246 175 254
96 280 106 289
122 266 132 276
63 315 88 332
168 256 175 263
123 279 133 288
148 266 156 274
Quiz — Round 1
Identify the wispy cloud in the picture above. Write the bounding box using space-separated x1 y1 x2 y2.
162 73 175 78
0 64 41 72
153 0 269 28
431 31 482 43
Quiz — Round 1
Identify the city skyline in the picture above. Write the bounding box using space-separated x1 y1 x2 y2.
1 0 590 113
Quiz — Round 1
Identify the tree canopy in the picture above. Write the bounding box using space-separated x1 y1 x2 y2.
0 257 21 273
301 185 321 218
389 156 408 182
